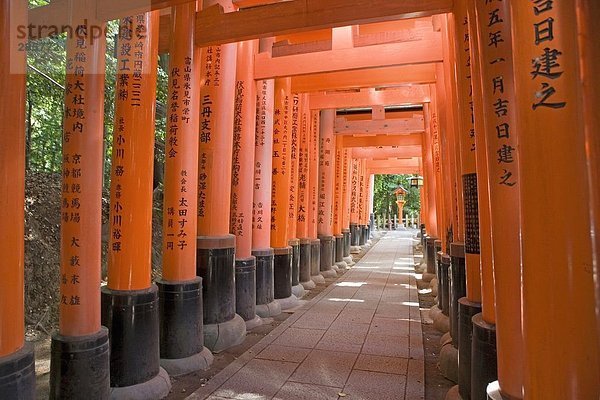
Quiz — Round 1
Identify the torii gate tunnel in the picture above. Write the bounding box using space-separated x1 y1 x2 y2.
0 0 599 399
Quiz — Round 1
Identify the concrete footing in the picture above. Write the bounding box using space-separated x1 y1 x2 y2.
292 283 306 299
422 272 436 283
160 347 213 377
204 314 246 353
350 246 362 254
300 279 316 290
321 269 337 278
343 256 354 266
256 300 281 318
486 381 510 400
311 274 326 284
335 261 348 270
244 315 264 331
276 294 300 311
431 305 450 333
439 341 459 383
108 367 171 400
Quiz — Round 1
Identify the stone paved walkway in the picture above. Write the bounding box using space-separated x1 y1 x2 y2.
187 230 424 400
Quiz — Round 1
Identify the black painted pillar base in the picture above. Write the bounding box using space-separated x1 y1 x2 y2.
50 328 109 400
450 243 466 349
318 235 337 278
436 249 443 309
273 247 299 310
350 223 360 252
358 225 366 246
310 239 325 284
252 248 281 318
101 285 172 399
299 239 315 289
471 314 497 400
0 343 36 400
441 253 451 316
157 277 213 376
235 257 263 330
334 234 347 270
289 239 305 299
197 235 246 353
342 229 354 266
458 297 482 400
426 237 438 275
420 224 426 248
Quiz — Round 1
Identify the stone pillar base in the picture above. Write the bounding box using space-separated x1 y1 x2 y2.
343 256 355 266
311 274 326 284
276 294 300 311
108 367 171 400
244 315 263 331
256 300 282 318
486 381 515 400
160 347 213 377
439 340 459 383
300 279 316 290
292 283 306 299
0 343 35 400
204 314 247 353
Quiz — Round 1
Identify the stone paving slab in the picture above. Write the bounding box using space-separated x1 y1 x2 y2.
187 231 424 400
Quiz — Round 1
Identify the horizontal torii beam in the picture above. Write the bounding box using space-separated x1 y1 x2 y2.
195 0 453 47
254 31 443 79
341 133 422 148
352 145 422 159
335 116 425 135
309 86 430 110
369 167 421 175
292 64 437 92
366 158 421 169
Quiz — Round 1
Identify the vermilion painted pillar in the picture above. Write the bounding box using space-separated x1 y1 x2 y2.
358 159 368 246
288 93 305 298
332 137 347 270
341 148 354 265
252 39 281 317
296 94 316 289
467 3 499 397
473 1 524 399
100 13 172 398
576 0 600 356
0 1 35 397
196 0 246 352
317 109 338 277
271 77 299 309
156 3 213 376
50 9 111 398
511 1 599 398
230 39 262 331
349 158 361 253
451 2 484 397
422 103 439 278
308 111 325 283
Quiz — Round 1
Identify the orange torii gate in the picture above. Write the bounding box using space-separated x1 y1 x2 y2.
2 1 599 399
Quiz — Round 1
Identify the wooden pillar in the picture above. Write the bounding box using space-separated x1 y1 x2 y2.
576 0 600 343
0 0 35 396
473 0 524 398
296 94 315 288
511 1 600 398
422 104 439 239
101 12 171 397
317 109 337 276
271 77 298 306
288 93 304 297
450 1 484 397
341 148 353 264
157 3 212 374
332 134 346 268
196 0 246 352
350 158 361 250
252 38 281 317
308 110 323 282
231 39 261 327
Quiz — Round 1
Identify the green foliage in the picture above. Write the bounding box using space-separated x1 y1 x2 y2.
373 174 421 218
25 4 169 186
